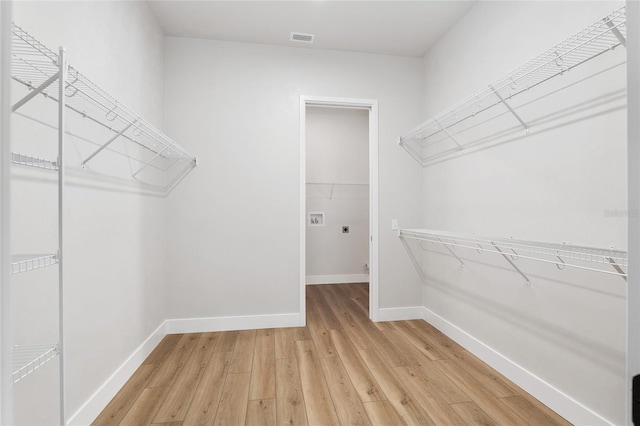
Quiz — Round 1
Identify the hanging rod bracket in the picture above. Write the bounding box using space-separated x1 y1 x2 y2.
607 257 627 281
12 71 60 112
434 118 463 150
492 242 530 284
81 121 135 167
489 85 529 133
603 17 626 47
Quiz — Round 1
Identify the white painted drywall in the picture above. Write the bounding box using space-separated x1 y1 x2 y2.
11 1 168 422
306 107 369 281
420 1 626 424
164 38 424 320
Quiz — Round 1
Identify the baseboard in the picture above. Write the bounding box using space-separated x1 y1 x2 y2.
66 321 168 425
306 274 369 285
421 307 613 426
165 312 302 334
377 306 424 322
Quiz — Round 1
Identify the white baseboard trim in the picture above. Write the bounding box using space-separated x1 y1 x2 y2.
377 306 424 322
66 321 168 426
165 312 302 334
306 274 369 285
421 307 612 426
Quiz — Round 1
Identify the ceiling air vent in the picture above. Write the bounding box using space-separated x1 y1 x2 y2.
290 32 314 43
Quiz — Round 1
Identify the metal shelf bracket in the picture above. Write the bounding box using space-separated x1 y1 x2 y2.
12 71 60 113
489 85 529 133
492 242 531 284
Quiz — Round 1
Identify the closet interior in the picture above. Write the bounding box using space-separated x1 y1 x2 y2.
0 1 636 425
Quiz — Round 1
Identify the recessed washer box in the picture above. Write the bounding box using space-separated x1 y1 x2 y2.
308 212 324 227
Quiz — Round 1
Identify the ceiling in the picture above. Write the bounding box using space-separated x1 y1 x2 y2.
147 1 476 58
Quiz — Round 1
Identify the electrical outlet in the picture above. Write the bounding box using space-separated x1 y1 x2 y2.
342 226 350 233
391 219 398 230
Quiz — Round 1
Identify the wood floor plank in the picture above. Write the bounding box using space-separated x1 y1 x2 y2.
434 359 527 425
275 358 308 426
358 349 434 426
329 329 384 403
182 351 232 426
312 285 344 330
450 401 498 426
320 355 371 425
274 328 295 360
144 335 182 366
249 328 276 400
362 400 405 426
383 329 431 368
213 331 239 353
348 289 369 317
229 329 256 373
518 393 572 426
152 333 218 423
499 395 570 426
388 326 470 404
327 293 374 351
119 387 169 425
148 334 201 388
393 366 466 426
295 340 340 425
391 321 447 361
415 361 471 405
246 399 276 426
306 293 337 358
292 326 312 341
93 364 156 425
413 321 519 398
212 372 251 426
98 284 569 426
358 320 409 368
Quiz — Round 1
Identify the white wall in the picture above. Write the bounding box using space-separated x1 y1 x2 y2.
164 38 424 321
306 106 369 282
11 2 168 423
419 1 626 424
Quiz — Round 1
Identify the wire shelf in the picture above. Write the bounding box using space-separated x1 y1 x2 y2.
12 344 59 384
11 23 197 169
399 6 626 166
399 228 627 278
11 152 58 170
11 254 59 274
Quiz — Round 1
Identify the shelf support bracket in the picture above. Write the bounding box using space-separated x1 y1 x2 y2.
607 257 627 281
132 146 169 179
492 242 530 284
12 71 60 112
438 238 464 267
603 17 626 47
489 85 528 133
81 121 135 167
400 237 426 282
434 118 463 150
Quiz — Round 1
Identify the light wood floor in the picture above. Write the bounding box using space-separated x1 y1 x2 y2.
93 283 570 425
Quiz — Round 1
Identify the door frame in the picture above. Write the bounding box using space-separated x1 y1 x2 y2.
299 95 379 324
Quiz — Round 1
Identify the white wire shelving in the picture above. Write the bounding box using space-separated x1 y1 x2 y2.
11 23 197 186
10 152 58 170
12 344 59 384
399 228 627 283
10 254 59 275
399 6 627 166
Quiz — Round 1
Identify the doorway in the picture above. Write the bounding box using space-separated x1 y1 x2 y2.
299 96 379 324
